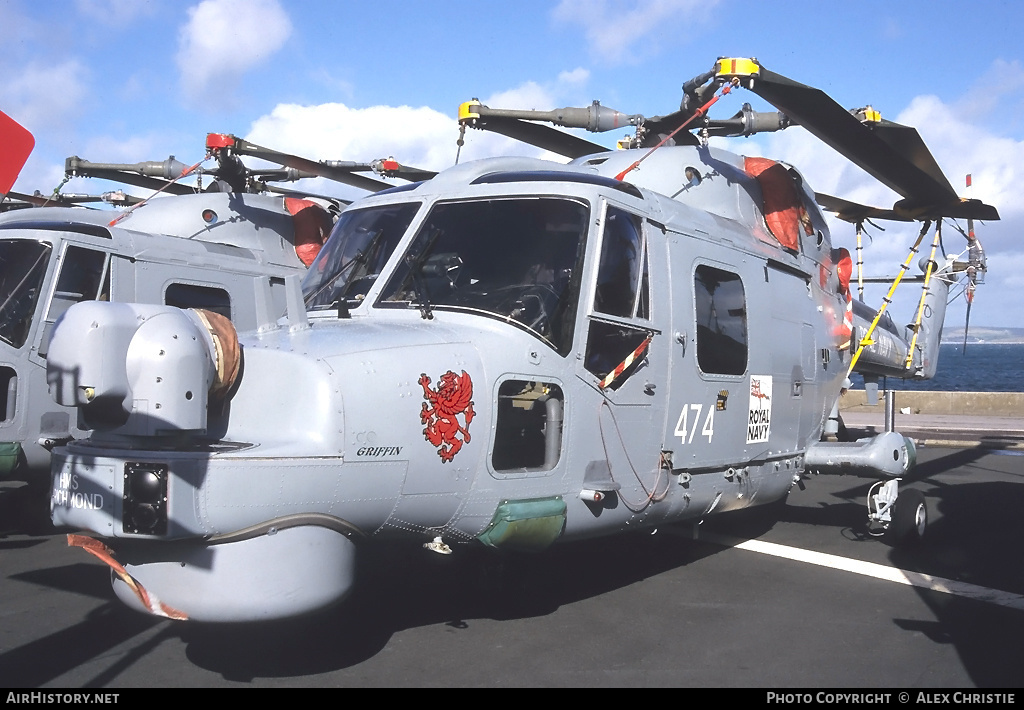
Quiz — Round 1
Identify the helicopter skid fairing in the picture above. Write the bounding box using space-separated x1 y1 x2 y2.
110 525 358 623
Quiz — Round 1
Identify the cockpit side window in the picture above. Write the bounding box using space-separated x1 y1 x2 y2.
302 202 420 311
46 246 109 322
583 206 651 389
0 240 51 349
594 208 647 319
36 245 109 358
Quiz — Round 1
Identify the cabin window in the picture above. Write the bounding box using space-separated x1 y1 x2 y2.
0 240 51 349
694 265 747 375
165 283 231 320
492 380 563 473
379 197 588 356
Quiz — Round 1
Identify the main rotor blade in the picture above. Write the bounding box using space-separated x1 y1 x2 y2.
259 182 353 207
815 193 911 223
70 170 194 196
744 67 955 200
226 138 392 192
465 116 609 159
371 159 437 182
725 62 999 221
6 190 110 206
6 190 62 207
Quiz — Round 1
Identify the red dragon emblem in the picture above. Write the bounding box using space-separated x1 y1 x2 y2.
419 370 475 462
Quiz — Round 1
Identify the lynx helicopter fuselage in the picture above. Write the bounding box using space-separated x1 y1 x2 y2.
47 145 928 622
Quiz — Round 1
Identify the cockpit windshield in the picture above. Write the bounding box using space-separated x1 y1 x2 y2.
378 197 589 355
0 240 51 349
302 202 420 310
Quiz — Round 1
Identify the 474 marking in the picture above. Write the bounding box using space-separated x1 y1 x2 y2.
674 403 714 444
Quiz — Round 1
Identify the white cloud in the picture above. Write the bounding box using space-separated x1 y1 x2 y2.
80 134 169 165
0 60 90 131
483 82 556 113
898 94 1024 220
244 103 470 200
176 0 292 104
247 103 458 171
953 59 1024 125
552 0 718 64
558 68 590 87
11 161 70 201
477 69 594 114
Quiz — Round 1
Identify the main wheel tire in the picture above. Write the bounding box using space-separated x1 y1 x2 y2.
889 488 927 544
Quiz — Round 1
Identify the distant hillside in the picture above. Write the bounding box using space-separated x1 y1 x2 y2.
941 326 1024 344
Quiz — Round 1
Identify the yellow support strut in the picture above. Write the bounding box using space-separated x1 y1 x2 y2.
904 221 943 369
847 221 931 377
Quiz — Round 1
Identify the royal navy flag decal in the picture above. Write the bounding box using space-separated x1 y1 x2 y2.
746 375 773 444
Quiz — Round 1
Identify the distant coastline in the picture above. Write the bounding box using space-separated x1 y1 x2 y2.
940 327 1024 345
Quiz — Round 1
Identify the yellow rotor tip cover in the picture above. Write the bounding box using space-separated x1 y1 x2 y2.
716 57 761 77
458 100 481 122
856 106 882 123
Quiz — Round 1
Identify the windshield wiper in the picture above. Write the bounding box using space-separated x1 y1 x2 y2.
303 228 385 313
400 226 445 320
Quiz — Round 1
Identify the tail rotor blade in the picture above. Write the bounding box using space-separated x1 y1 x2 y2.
963 290 973 355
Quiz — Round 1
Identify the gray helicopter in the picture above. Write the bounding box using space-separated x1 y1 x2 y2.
45 59 995 622
0 119 426 490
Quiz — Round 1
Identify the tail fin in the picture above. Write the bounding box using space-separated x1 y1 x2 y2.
907 255 953 379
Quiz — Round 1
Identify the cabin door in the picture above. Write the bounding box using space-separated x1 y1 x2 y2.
576 201 669 501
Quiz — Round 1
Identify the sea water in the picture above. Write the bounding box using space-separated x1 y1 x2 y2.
849 343 1024 392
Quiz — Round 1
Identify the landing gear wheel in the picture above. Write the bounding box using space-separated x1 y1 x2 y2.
888 488 927 544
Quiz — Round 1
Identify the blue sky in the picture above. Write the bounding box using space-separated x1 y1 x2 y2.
3 0 1024 332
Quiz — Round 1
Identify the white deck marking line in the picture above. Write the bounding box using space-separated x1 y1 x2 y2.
703 533 1024 612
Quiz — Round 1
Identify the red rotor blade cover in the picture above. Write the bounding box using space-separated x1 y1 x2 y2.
0 110 35 196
